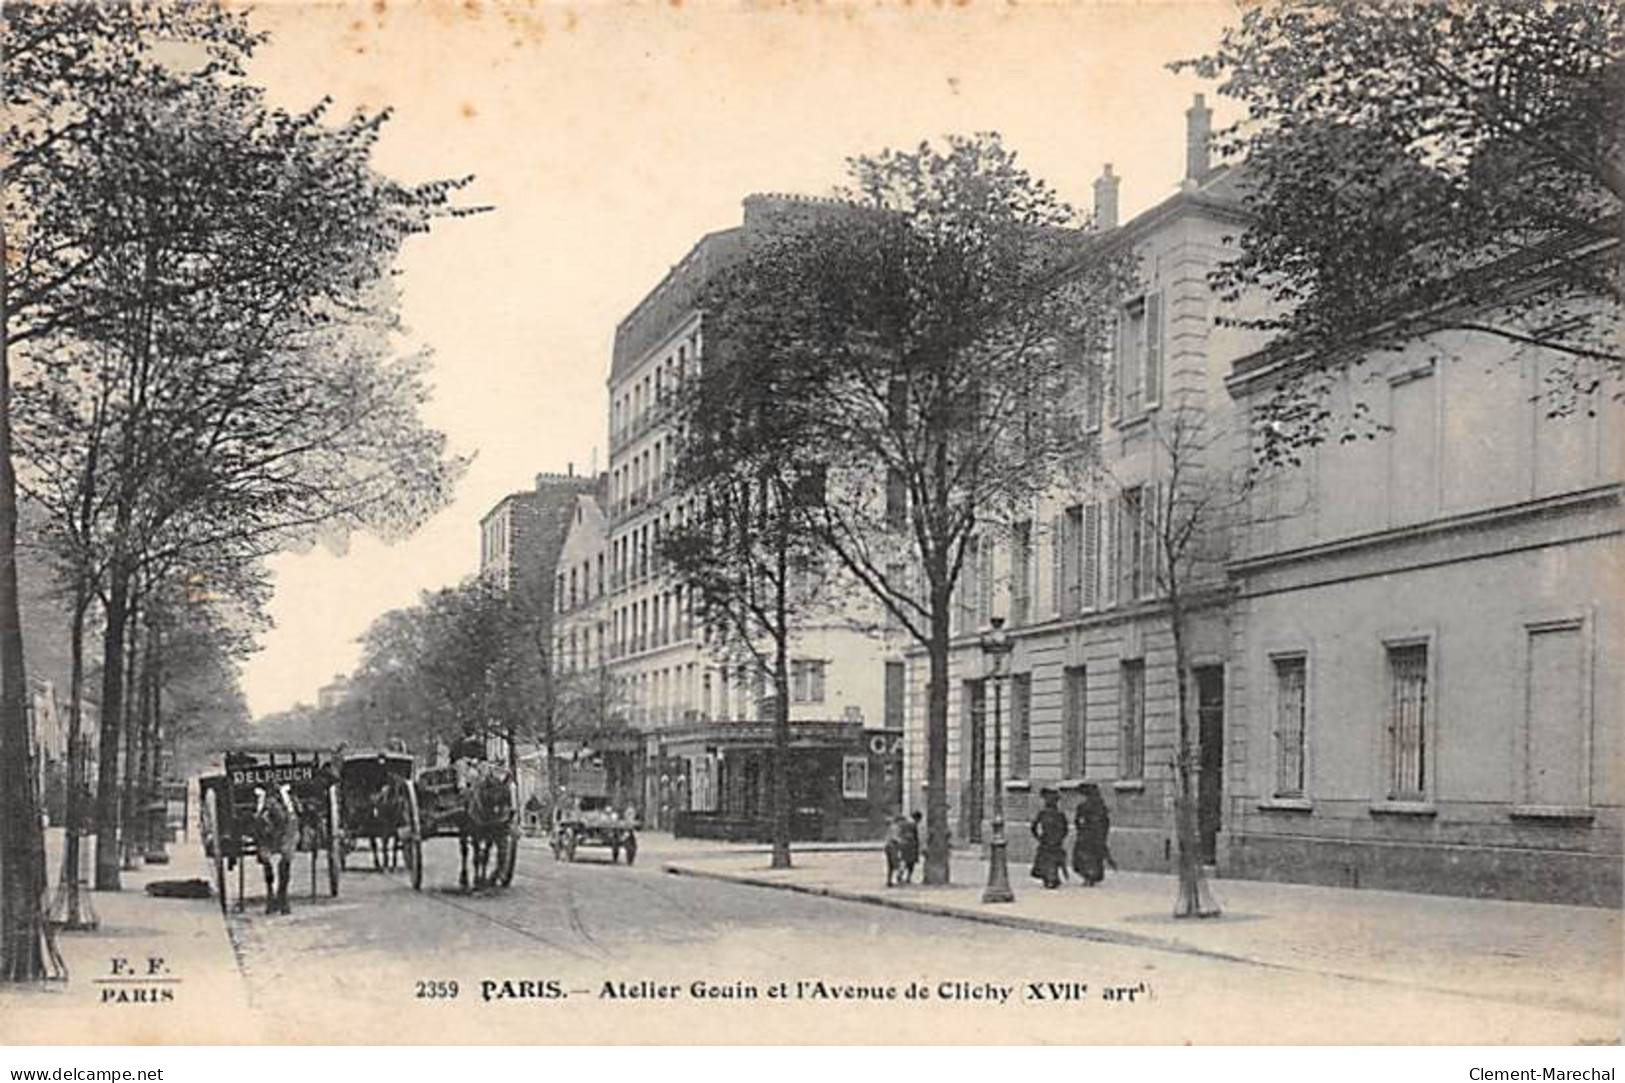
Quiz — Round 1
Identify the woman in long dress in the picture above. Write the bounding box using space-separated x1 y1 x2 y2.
1071 783 1111 886
1029 789 1068 889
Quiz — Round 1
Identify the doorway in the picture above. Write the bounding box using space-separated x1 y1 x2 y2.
1194 665 1225 865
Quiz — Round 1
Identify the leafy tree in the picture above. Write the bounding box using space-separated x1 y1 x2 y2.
0 0 263 984
1174 0 1623 465
5 2 476 895
348 579 541 765
695 135 1125 883
662 325 834 867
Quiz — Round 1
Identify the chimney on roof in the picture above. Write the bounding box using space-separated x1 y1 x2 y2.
568 461 574 477
1186 93 1213 185
1092 164 1120 230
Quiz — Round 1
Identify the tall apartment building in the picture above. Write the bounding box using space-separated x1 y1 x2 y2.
603 196 903 839
477 468 601 607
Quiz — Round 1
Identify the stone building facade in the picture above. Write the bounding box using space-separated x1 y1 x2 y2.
1224 320 1622 905
900 95 1622 905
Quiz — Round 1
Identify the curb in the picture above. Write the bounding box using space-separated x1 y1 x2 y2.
661 862 1623 1023
660 862 1271 970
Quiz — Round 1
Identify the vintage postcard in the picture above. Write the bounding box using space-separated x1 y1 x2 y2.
0 0 1619 1049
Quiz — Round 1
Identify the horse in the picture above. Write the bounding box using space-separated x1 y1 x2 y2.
458 766 514 893
365 776 411 872
251 785 300 915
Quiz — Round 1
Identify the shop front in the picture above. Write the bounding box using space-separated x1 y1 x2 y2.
648 722 902 842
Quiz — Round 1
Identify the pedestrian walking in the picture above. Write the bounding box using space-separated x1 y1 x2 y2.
1072 782 1111 886
1029 788 1068 889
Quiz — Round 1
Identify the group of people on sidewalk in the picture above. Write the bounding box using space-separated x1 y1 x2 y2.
882 785 1111 891
1030 784 1112 890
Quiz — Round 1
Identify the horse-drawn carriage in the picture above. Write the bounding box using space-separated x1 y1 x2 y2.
413 759 518 891
198 745 342 916
337 751 421 876
550 794 638 865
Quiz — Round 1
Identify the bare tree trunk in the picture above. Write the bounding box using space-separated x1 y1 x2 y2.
0 225 50 980
49 589 97 928
118 598 142 871
133 618 155 857
923 578 952 885
770 535 791 870
1168 576 1218 919
143 621 166 861
93 570 130 891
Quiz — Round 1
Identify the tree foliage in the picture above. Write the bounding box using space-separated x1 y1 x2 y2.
3 0 477 894
1174 0 1624 465
687 134 1126 883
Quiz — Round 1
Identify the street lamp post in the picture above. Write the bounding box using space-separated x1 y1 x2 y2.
980 616 1014 904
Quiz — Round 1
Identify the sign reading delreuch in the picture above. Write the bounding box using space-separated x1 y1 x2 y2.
228 766 317 789
1 0 1617 1050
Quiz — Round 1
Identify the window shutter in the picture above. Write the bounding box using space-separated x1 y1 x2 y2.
1051 514 1063 615
1145 292 1163 406
1102 496 1117 607
1107 307 1122 420
1144 482 1161 595
1083 502 1100 610
978 540 993 628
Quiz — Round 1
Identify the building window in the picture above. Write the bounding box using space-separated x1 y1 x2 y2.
842 756 869 800
1060 505 1083 616
791 659 826 704
1116 292 1162 419
1119 487 1145 601
884 661 905 729
1273 655 1307 798
1010 520 1032 626
885 469 909 529
1386 643 1429 800
1119 660 1145 780
1063 665 1087 778
1009 673 1032 780
884 562 907 633
1524 621 1586 807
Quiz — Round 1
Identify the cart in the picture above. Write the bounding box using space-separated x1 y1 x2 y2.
338 751 421 878
550 795 638 865
198 746 343 916
412 762 517 891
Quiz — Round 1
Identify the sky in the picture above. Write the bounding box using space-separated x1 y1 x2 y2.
236 0 1243 718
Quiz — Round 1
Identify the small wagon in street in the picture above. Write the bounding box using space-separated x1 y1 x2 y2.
338 750 420 875
550 795 638 865
198 745 343 915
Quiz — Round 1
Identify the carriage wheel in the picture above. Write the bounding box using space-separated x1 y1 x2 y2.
326 787 342 897
498 832 518 887
405 779 424 892
203 789 227 917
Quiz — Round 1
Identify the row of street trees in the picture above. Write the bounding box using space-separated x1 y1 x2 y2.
256 577 621 805
1 2 475 981
660 0 1620 908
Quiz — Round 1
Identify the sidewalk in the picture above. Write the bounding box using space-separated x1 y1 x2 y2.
661 845 1623 1022
0 828 260 1044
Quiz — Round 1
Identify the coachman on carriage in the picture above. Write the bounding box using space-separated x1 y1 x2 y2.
410 734 518 893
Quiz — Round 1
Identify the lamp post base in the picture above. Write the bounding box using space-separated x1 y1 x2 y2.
982 828 1014 904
